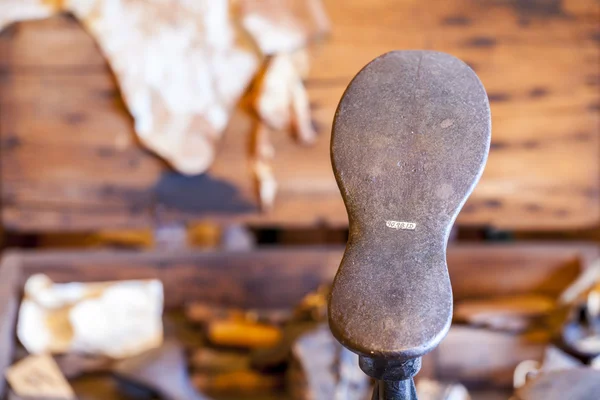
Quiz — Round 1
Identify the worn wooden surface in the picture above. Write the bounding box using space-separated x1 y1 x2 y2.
0 243 598 396
0 0 598 232
10 248 342 310
3 243 595 309
4 243 595 308
435 326 548 388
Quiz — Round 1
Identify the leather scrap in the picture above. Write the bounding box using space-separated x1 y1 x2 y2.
252 122 278 211
68 0 260 175
5 354 75 400
238 0 330 55
253 51 316 144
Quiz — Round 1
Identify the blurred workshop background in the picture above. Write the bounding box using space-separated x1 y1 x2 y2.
0 0 598 400
0 0 597 245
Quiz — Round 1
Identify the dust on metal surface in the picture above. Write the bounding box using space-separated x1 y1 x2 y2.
328 50 491 389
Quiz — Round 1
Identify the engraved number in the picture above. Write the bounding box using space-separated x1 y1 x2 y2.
385 220 416 230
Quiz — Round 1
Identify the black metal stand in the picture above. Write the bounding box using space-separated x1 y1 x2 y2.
372 379 418 400
361 356 420 400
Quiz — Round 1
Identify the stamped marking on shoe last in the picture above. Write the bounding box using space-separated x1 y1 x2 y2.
385 221 417 230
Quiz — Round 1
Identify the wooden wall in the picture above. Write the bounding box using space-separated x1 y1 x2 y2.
0 0 598 232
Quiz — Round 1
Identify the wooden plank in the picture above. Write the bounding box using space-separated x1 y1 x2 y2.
12 247 343 310
0 243 597 394
445 243 596 300
8 243 598 308
434 326 547 388
0 253 21 398
0 0 598 232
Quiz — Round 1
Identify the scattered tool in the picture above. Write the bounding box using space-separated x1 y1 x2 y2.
287 324 370 400
514 368 600 400
113 340 209 400
328 50 491 400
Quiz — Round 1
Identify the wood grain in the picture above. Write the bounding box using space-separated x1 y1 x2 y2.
10 247 343 309
0 0 598 231
7 243 598 307
434 326 548 387
0 243 597 395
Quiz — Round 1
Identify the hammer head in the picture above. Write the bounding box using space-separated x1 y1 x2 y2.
329 51 490 379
